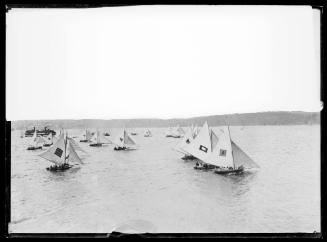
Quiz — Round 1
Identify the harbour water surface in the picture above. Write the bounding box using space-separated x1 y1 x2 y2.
10 125 320 233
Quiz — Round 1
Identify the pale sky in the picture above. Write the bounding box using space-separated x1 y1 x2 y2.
6 5 321 120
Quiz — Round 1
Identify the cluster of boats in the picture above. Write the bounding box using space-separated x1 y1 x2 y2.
173 122 259 174
23 123 259 175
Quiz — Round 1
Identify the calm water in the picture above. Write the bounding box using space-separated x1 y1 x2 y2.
10 125 320 233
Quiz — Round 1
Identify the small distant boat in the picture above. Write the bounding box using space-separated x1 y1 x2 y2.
89 129 112 147
80 129 92 143
27 130 46 150
25 126 56 137
144 129 152 137
131 132 137 136
165 125 185 138
43 133 54 147
113 129 138 151
104 132 111 136
39 132 83 171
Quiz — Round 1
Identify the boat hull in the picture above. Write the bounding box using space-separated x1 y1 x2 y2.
43 143 52 147
89 143 103 147
214 168 244 175
114 146 136 151
80 140 90 143
27 146 42 150
181 155 197 160
46 164 72 172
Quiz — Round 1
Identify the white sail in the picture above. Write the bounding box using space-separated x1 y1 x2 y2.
174 126 194 154
231 141 259 169
85 130 92 141
98 130 112 144
182 122 212 161
66 140 83 164
176 126 185 136
32 130 37 141
45 133 53 145
144 129 152 136
113 129 125 147
124 130 136 146
202 127 234 168
34 136 46 146
39 133 66 165
67 137 87 153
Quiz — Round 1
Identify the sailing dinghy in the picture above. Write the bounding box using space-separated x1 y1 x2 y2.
39 132 83 171
113 129 138 150
43 133 54 147
207 126 259 174
80 129 92 142
144 129 152 137
27 130 46 150
165 125 185 138
174 126 197 160
185 123 259 174
89 129 112 147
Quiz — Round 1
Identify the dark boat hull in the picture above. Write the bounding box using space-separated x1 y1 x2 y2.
43 143 52 147
214 168 244 175
194 165 216 170
182 155 197 160
27 146 42 150
80 140 90 143
90 143 103 147
46 164 72 172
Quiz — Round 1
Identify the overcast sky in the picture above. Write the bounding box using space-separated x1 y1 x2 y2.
6 5 321 120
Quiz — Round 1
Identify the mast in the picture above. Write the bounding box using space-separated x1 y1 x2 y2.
228 126 235 170
64 132 67 164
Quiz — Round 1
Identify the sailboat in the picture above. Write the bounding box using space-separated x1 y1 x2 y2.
144 129 152 137
182 122 217 170
165 125 184 138
43 132 53 147
104 131 111 136
185 123 259 174
27 130 46 150
80 129 92 142
39 132 83 171
174 126 197 160
89 129 112 147
113 129 138 150
206 126 259 174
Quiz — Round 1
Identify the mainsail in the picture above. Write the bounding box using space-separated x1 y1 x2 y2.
67 137 87 153
113 129 137 148
203 127 234 168
91 130 112 144
66 140 83 164
39 134 66 165
182 122 212 161
231 141 259 169
123 130 136 146
174 126 194 155
45 133 53 145
39 133 83 165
